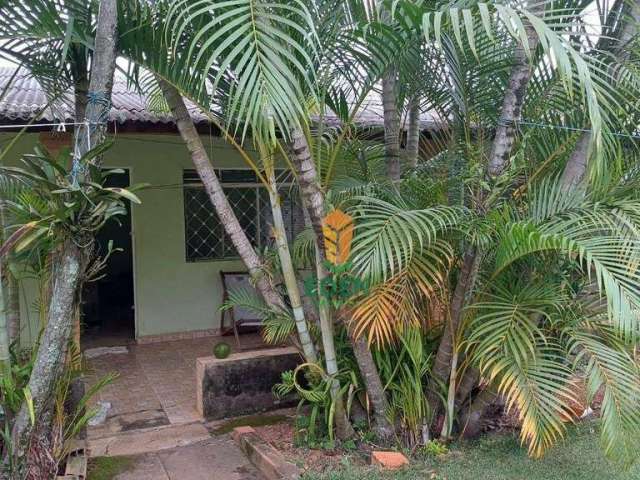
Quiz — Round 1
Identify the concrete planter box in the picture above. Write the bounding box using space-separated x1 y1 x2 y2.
196 347 300 420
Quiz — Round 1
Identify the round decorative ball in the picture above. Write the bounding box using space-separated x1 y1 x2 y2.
213 341 231 359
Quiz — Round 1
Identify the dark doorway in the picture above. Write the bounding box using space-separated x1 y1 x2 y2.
82 169 135 348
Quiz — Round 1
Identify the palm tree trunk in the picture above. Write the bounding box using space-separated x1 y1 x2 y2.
290 126 326 252
382 68 401 182
430 8 543 422
265 167 317 362
428 249 479 410
0 262 9 374
288 130 354 438
10 0 118 468
348 327 394 443
455 366 479 411
314 246 355 440
158 79 285 311
459 386 498 439
0 205 19 347
4 268 19 345
560 0 640 189
11 241 86 462
405 96 420 168
560 134 591 189
487 9 541 177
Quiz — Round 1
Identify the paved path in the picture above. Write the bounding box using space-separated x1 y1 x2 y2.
112 436 262 480
86 334 268 433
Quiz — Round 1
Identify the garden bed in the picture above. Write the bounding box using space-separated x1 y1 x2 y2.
251 419 373 475
298 421 640 480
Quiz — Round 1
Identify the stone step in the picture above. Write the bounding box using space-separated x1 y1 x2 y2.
88 421 211 457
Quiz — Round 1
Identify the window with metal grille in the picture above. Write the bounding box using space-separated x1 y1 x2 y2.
183 169 303 261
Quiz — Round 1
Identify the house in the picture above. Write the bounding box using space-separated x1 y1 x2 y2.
0 66 440 348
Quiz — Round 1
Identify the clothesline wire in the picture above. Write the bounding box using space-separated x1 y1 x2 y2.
1 118 640 140
517 120 640 140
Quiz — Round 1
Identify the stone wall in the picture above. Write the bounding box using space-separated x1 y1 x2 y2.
196 347 300 420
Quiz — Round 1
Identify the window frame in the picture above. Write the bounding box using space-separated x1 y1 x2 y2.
182 168 296 263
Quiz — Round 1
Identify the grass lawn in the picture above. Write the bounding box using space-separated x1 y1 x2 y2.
303 421 640 480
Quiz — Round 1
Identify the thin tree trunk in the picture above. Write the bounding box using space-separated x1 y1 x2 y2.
430 8 543 424
314 246 355 440
348 328 394 443
559 134 591 189
158 79 285 311
405 96 420 168
382 68 401 182
74 77 89 125
0 262 9 374
440 349 459 438
10 0 118 467
487 9 541 177
70 74 90 429
288 138 354 438
560 0 640 189
459 386 498 439
5 268 19 345
428 249 479 410
290 127 325 252
265 167 317 363
0 205 19 347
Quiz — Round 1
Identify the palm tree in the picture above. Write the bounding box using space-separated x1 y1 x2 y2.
342 0 640 460
151 0 640 449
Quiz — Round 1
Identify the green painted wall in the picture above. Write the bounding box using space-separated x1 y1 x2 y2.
0 131 256 342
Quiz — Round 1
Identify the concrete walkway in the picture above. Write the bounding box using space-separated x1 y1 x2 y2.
86 334 268 434
112 436 262 480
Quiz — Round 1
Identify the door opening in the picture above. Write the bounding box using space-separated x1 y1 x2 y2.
82 169 135 349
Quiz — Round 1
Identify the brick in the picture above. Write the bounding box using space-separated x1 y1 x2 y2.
231 426 256 442
371 451 409 470
233 428 300 480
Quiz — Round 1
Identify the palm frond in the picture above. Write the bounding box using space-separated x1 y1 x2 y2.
565 326 640 465
351 240 452 345
349 197 464 282
165 0 318 143
491 344 576 457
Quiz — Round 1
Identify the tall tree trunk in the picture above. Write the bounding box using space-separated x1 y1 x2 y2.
559 134 591 189
158 79 285 311
265 166 317 362
459 386 498 439
0 262 8 374
1 206 20 347
74 77 89 124
405 96 420 168
289 129 354 439
290 127 326 252
560 0 640 189
4 268 19 345
11 242 86 474
382 68 401 182
430 7 543 424
348 327 394 443
487 10 541 177
428 249 479 411
314 246 355 440
10 0 118 468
